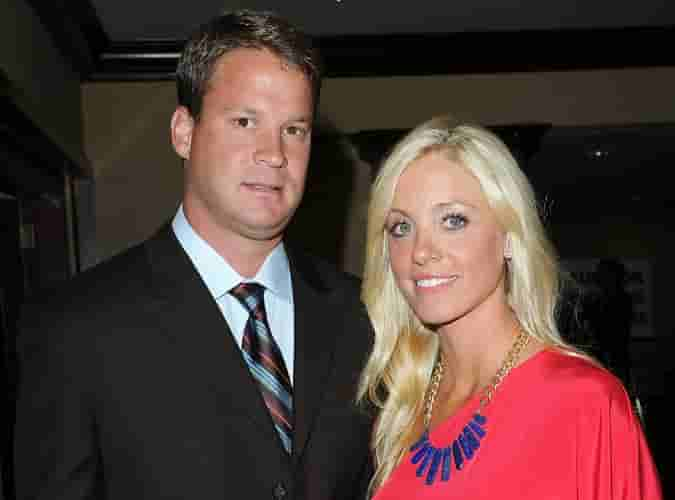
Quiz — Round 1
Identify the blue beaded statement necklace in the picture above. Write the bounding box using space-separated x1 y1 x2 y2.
409 330 531 485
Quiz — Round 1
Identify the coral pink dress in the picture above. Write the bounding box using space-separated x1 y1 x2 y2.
374 349 662 499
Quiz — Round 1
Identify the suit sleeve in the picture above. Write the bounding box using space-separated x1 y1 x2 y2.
576 377 662 500
350 450 374 500
13 301 100 500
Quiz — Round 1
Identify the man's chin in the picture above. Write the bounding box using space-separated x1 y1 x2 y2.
241 218 289 242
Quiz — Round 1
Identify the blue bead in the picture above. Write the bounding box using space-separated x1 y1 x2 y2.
452 440 464 470
458 433 474 459
473 413 487 425
468 419 486 438
407 412 492 483
416 446 434 477
463 426 481 449
425 449 443 485
410 431 429 452
411 443 430 464
441 447 452 481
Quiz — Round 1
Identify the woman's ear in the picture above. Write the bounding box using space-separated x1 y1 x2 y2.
504 233 513 260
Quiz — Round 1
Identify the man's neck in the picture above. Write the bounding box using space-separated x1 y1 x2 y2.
182 205 282 279
218 237 280 278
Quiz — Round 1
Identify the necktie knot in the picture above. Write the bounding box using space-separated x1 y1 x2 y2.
230 282 266 314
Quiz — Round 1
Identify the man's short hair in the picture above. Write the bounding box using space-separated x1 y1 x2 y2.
175 9 322 120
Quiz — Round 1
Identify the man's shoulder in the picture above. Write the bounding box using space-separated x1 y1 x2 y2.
287 247 362 296
14 239 154 355
39 240 151 304
288 249 373 345
18 235 163 336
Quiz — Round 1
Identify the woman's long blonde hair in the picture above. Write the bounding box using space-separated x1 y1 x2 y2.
357 116 577 494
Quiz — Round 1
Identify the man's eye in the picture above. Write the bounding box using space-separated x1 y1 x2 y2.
234 117 253 128
286 125 308 137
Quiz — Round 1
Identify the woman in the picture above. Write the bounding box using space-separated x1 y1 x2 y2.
357 116 661 499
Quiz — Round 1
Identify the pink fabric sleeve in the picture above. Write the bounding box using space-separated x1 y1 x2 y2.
577 380 662 500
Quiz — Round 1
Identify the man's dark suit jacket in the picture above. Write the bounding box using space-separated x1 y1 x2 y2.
13 225 374 500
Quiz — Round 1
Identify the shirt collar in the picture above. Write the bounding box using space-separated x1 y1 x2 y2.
171 205 292 303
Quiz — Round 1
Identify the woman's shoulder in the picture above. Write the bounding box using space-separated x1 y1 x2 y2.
530 348 628 404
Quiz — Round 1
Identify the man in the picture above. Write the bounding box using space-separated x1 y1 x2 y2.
14 10 373 500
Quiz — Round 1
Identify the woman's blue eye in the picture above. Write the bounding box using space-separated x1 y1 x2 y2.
443 213 468 229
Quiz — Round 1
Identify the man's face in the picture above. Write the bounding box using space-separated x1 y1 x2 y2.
171 48 314 247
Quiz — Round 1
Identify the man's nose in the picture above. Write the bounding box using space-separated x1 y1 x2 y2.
254 130 286 168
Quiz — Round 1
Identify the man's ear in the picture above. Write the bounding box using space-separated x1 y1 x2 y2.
170 106 194 160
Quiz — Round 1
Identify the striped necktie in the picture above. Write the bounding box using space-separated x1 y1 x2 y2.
230 282 293 453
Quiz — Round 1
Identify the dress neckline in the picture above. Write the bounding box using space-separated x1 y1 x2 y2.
426 347 554 440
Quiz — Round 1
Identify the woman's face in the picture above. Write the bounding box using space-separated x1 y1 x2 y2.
385 152 509 328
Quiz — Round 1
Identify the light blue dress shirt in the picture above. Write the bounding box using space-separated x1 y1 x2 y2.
172 206 295 382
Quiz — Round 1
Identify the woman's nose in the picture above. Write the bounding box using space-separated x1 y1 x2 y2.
412 232 441 265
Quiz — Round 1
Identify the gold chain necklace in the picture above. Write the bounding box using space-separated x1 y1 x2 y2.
410 329 531 485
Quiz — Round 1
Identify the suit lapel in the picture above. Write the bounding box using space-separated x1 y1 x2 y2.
288 250 338 464
145 225 286 452
143 227 339 462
